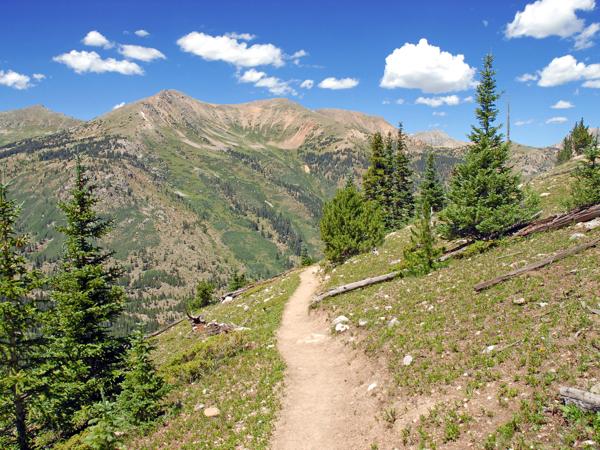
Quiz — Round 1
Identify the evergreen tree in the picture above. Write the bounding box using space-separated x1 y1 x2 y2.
440 54 538 239
320 183 385 264
43 159 126 436
468 54 503 148
557 135 574 165
363 132 387 211
570 137 600 208
115 331 167 426
403 200 441 276
419 152 446 212
571 118 594 156
0 183 43 450
228 272 247 291
388 124 414 228
191 280 214 309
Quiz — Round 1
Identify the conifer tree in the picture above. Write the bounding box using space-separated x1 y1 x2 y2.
403 200 441 276
571 118 594 156
0 183 43 450
116 331 167 426
363 132 387 210
571 137 600 208
191 280 214 309
440 54 537 239
557 135 574 165
43 159 126 435
389 124 414 227
320 183 384 264
419 152 445 212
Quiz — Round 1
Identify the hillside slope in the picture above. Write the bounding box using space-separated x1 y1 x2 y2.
0 92 557 330
0 105 81 145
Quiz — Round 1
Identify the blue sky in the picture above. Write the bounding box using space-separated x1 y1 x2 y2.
1 0 599 147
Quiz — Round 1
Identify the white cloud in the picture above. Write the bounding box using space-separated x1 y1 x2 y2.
32 73 46 81
300 79 314 89
551 100 575 109
237 69 296 95
515 119 535 126
516 72 539 82
225 32 256 41
506 0 594 39
574 22 600 49
538 54 600 87
483 20 489 27
113 102 126 110
318 77 359 90
583 79 600 87
239 68 266 83
463 95 474 103
177 31 284 67
546 116 568 124
119 44 166 62
53 50 144 75
433 111 447 116
382 100 391 105
134 29 150 37
0 70 31 89
82 30 113 49
289 49 308 65
396 98 405 105
380 38 476 93
415 95 460 107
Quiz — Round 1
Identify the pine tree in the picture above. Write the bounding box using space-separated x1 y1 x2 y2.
228 272 247 291
419 152 445 212
557 135 574 165
403 200 441 276
468 54 502 148
116 331 167 426
191 280 214 309
571 118 594 156
320 183 385 264
363 132 387 211
0 183 43 450
440 54 538 239
43 159 126 435
570 137 600 208
388 124 414 228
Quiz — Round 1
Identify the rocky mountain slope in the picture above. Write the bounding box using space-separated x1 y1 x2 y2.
0 105 81 145
0 91 557 330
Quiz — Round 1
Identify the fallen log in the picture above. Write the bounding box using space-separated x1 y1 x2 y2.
145 318 186 339
474 237 600 292
219 267 297 302
439 239 472 262
559 386 600 412
311 271 401 307
514 204 600 238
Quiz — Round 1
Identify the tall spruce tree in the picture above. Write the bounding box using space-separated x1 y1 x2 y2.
440 54 537 239
570 137 600 208
363 132 387 212
389 124 414 228
571 118 594 156
0 183 43 450
557 135 574 165
419 152 445 212
43 159 126 436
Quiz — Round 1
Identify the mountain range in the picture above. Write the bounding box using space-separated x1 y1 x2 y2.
0 90 558 330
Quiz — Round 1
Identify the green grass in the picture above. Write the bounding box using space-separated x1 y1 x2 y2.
313 163 599 447
127 272 301 449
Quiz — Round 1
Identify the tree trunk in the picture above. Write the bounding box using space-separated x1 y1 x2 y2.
559 386 600 412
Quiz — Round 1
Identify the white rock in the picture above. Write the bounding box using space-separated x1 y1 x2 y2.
332 315 349 327
570 232 586 241
512 297 526 305
222 296 233 303
358 319 368 327
367 382 377 392
243 305 249 311
539 302 548 307
384 305 392 310
540 192 551 197
388 317 400 328
403 355 413 366
204 406 220 417
194 403 205 411
483 345 496 354
583 217 600 231
334 323 349 333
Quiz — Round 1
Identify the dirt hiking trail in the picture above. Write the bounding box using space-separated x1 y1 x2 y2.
271 267 393 450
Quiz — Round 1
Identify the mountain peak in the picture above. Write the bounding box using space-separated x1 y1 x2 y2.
411 129 467 149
